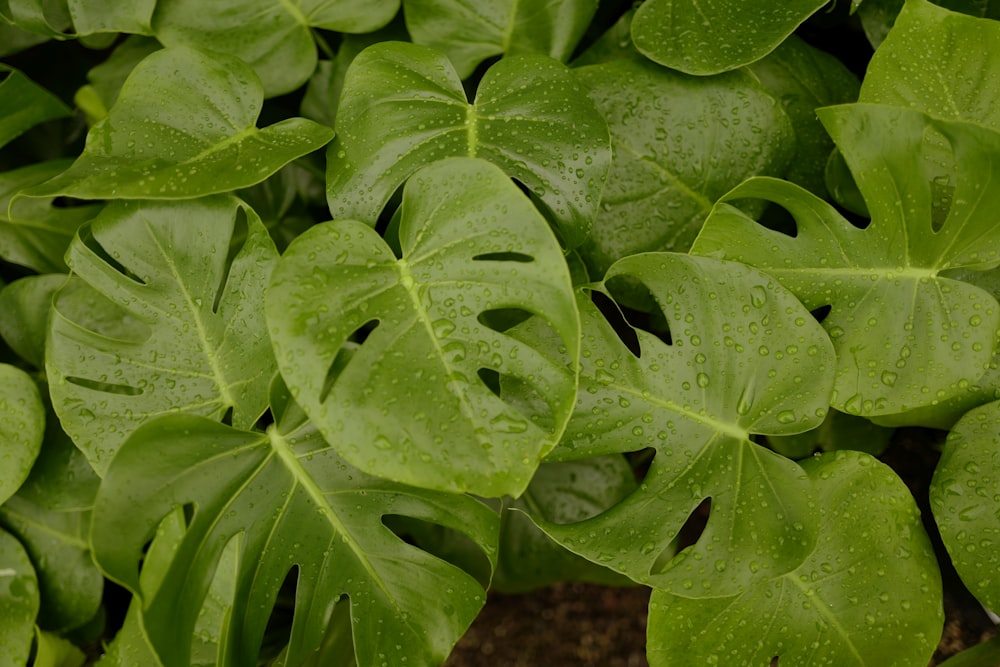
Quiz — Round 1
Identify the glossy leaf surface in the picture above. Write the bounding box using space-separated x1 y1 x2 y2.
25 46 334 200
692 104 1000 416
0 364 44 505
47 197 277 475
648 451 942 667
68 0 154 35
327 41 610 248
0 529 38 667
271 158 579 497
535 253 835 595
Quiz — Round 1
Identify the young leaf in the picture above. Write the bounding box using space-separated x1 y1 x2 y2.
91 412 499 667
692 104 1000 416
326 41 610 248
0 65 71 149
24 46 334 201
534 253 835 596
270 158 580 497
404 0 598 78
33 628 88 667
0 364 45 505
153 0 399 97
931 399 1000 612
574 58 793 280
648 451 943 667
0 529 39 667
47 197 278 475
630 0 829 75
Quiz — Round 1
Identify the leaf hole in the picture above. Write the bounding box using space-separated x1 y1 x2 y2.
477 368 502 398
605 278 673 348
590 289 641 357
747 199 799 238
319 320 379 403
261 566 300 655
79 225 147 286
771 657 780 667
382 515 493 589
810 304 832 325
652 497 712 576
477 308 533 333
212 206 250 314
220 405 234 427
471 251 535 263
65 376 143 396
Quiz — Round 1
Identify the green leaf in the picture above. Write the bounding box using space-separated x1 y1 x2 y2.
0 274 65 369
570 7 639 67
0 17 50 57
748 35 861 195
24 46 334 201
767 408 895 460
47 197 278 475
33 628 87 667
91 411 499 667
692 104 1000 416
0 364 45 505
0 65 71 149
270 157 580 497
403 0 598 78
0 496 102 632
0 528 39 667
857 0 1000 49
73 36 161 124
1 161 100 273
931 399 1000 612
648 451 943 667
153 0 399 97
574 58 793 281
861 0 1000 129
534 253 835 595
0 0 71 40
630 0 829 75
326 41 611 249
67 0 154 35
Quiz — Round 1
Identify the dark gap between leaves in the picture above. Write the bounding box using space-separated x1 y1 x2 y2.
810 304 832 325
477 307 533 333
79 226 147 285
212 206 249 314
382 515 493 589
590 289 641 357
319 320 378 403
477 368 502 398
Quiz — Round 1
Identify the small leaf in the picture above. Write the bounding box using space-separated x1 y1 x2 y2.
67 0 155 35
24 46 334 201
47 197 278 475
153 0 400 96
0 65 71 149
575 58 793 280
534 253 835 595
0 274 65 369
404 0 598 78
0 364 45 505
33 628 88 667
931 399 1000 612
631 0 829 75
270 157 580 496
692 104 1000 416
91 413 499 667
327 41 611 248
648 451 942 667
0 529 38 667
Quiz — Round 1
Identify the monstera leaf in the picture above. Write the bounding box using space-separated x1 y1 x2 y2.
630 0 829 75
25 47 333 201
90 388 499 667
533 253 836 596
0 364 44 505
153 0 398 96
269 158 580 497
404 0 598 78
0 529 38 667
931 399 1000 612
326 41 610 248
648 451 942 667
47 197 278 475
692 104 1000 417
67 0 155 35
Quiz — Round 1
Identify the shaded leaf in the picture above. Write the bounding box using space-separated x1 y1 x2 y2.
692 104 1000 416
73 36 161 124
857 0 1000 49
270 157 579 497
0 0 70 41
534 253 835 595
648 451 942 667
631 0 829 75
326 41 610 249
404 0 598 78
0 364 45 505
47 197 277 475
0 65 71 149
0 528 38 667
33 628 88 667
25 46 334 201
153 0 399 96
768 408 895 460
67 0 154 35
91 410 499 667
931 399 1000 612
0 274 65 369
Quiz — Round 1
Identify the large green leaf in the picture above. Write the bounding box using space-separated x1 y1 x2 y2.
326 41 610 249
0 364 44 504
73 36 161 124
152 0 398 97
67 0 154 35
0 65 71 149
931 399 1000 612
692 104 1000 416
857 0 1000 49
24 46 334 201
403 0 598 78
0 529 39 667
270 158 580 497
630 0 829 75
648 451 942 667
534 253 835 595
861 0 1000 129
90 402 499 667
47 197 278 475
574 58 793 281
